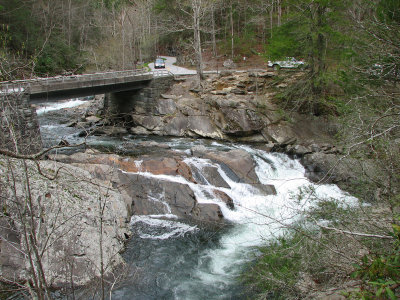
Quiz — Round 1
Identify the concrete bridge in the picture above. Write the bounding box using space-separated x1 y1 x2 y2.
0 69 174 154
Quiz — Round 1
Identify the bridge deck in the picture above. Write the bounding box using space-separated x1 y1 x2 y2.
0 69 173 97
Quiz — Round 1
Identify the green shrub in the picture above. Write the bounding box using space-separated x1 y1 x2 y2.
35 38 80 75
243 230 304 299
243 224 326 300
350 218 400 300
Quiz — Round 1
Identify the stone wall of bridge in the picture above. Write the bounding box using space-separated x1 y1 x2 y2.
0 93 42 154
104 76 174 119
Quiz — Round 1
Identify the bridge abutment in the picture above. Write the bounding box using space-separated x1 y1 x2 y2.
0 93 43 155
104 76 174 119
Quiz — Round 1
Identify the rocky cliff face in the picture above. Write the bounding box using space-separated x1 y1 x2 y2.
129 71 278 141
0 157 130 288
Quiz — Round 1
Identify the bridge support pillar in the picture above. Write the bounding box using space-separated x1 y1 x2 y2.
103 90 142 120
0 93 43 155
103 76 174 121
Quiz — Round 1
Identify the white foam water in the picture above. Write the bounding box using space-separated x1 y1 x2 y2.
131 215 198 240
40 124 60 129
124 147 358 299
36 99 86 114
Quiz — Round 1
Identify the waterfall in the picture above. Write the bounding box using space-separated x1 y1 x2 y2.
115 146 357 299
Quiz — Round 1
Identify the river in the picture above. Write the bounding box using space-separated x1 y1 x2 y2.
36 98 357 300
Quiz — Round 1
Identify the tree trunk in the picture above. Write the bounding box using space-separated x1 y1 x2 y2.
192 0 204 83
121 8 126 69
230 2 234 59
68 0 72 47
316 4 326 77
211 4 217 57
270 1 274 38
277 0 282 26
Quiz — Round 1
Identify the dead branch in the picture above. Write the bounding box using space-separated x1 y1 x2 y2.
0 142 86 161
317 224 394 240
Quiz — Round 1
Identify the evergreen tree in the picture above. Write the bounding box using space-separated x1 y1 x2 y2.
267 0 350 114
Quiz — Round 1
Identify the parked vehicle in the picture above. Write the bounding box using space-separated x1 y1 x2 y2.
154 58 166 69
368 63 400 81
268 57 306 70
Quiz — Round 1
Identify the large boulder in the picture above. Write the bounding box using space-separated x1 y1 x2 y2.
131 115 163 131
164 116 189 136
191 165 231 188
177 97 210 116
301 152 379 193
191 147 259 184
188 116 223 139
118 172 225 225
134 156 195 182
193 203 223 223
155 98 177 115
219 108 264 136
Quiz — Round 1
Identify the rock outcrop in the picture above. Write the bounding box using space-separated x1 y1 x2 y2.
300 152 379 193
75 71 334 146
118 172 224 224
0 157 130 287
48 146 278 227
191 146 259 184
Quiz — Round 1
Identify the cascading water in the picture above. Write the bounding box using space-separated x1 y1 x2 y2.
36 99 357 300
113 144 357 300
36 99 87 115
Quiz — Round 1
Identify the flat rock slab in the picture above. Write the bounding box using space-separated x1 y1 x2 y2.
118 172 225 225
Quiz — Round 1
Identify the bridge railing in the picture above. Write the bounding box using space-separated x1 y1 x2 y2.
0 68 173 95
152 70 174 78
0 82 31 96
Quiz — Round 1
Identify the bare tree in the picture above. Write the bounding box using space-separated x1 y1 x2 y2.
155 0 214 84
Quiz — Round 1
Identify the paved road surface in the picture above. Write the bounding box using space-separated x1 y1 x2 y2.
149 56 197 75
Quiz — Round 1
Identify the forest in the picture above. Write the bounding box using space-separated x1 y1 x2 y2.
0 0 399 299
1 0 399 114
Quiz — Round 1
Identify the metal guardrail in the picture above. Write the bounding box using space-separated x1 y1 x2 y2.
0 82 30 95
152 69 174 78
0 68 174 96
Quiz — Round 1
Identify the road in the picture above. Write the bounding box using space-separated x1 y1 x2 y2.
149 56 197 75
